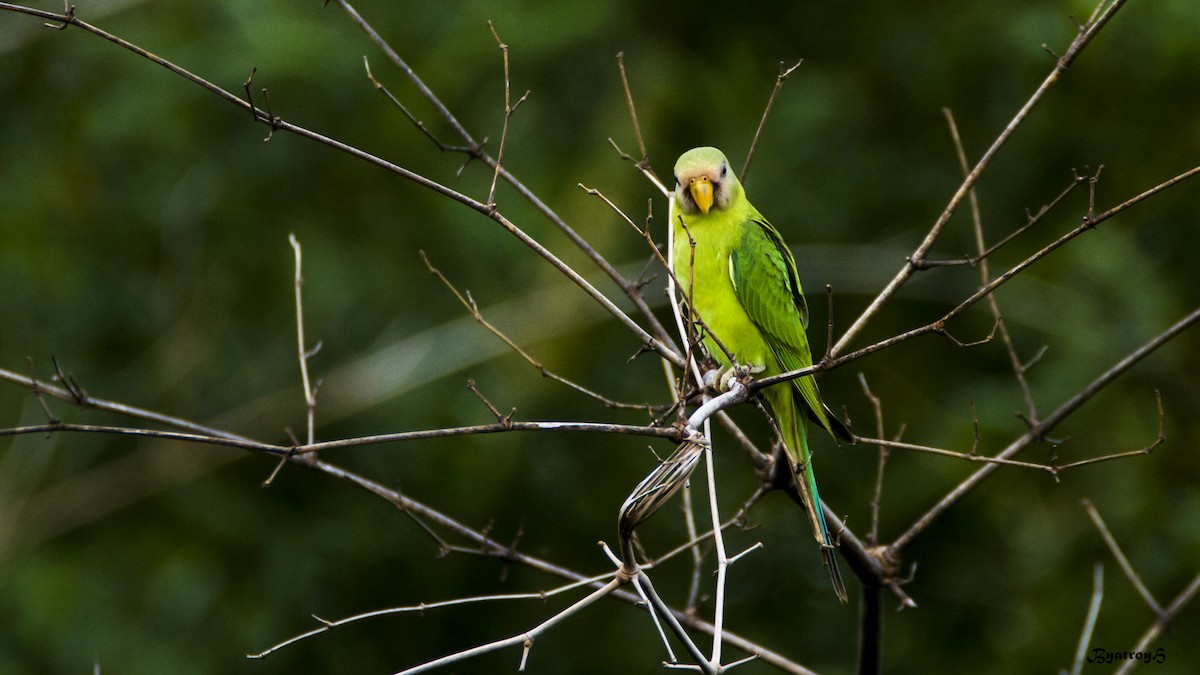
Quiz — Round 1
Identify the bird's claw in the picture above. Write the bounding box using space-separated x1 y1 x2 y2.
705 363 763 393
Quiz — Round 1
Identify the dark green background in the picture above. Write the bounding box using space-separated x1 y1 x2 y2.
2 1 1198 673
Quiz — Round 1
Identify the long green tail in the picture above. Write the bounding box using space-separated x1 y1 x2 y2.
765 384 848 603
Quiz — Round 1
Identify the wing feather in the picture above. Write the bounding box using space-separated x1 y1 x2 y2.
729 217 852 443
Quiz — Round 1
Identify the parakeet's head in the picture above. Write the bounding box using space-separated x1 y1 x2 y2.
672 146 742 216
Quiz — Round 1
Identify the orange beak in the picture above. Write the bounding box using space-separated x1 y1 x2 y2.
688 175 714 214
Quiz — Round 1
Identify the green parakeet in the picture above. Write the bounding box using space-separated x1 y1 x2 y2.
669 146 854 602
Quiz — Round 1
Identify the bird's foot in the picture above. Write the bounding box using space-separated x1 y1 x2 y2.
704 363 763 393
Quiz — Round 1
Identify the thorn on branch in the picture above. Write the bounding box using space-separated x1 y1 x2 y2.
51 356 88 407
968 399 981 456
1082 164 1105 225
467 379 514 427
906 255 930 271
25 357 60 426
43 2 74 30
824 284 835 363
241 67 281 141
262 446 296 487
242 67 259 122
934 316 1000 348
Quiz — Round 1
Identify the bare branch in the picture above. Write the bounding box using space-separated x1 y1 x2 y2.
248 573 611 659
892 305 1199 552
420 250 668 412
857 374 889 547
1068 564 1104 675
333 0 681 358
289 234 318 447
741 59 802 185
943 108 1041 425
616 52 648 163
485 21 530 209
759 161 1200 392
362 56 476 155
1081 499 1161 614
1114 573 1200 675
393 577 626 675
832 0 1130 357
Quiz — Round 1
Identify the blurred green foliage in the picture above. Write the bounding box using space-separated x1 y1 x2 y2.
2 0 1199 673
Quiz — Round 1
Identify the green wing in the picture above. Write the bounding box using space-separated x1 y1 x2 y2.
729 216 852 443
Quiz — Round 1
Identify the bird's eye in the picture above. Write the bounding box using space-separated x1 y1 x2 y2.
720 163 728 178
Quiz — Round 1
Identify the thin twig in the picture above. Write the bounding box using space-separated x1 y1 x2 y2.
3 3 685 369
334 0 681 357
249 573 611 659
1068 563 1104 675
485 21 529 209
858 374 888 546
394 577 626 675
1114 573 1200 675
893 306 1199 552
1081 499 1161 614
616 52 648 163
741 59 802 185
420 250 666 412
832 0 1131 357
943 108 1039 424
759 161 1200 391
363 56 475 154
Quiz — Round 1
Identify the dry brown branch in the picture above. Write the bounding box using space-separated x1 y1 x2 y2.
420 250 668 412
1081 499 1161 614
893 306 1198 552
831 0 1129 357
1114 573 1200 675
741 59 803 185
759 160 1200 391
616 51 648 164
485 21 530 209
333 0 681 355
0 4 684 370
942 108 1040 425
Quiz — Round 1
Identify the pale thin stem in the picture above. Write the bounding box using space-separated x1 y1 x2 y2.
855 437 1061 473
0 416 684 455
637 571 715 673
249 573 611 659
1068 564 1104 675
289 234 318 447
681 480 705 614
630 573 679 665
703 429 727 666
394 577 625 675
